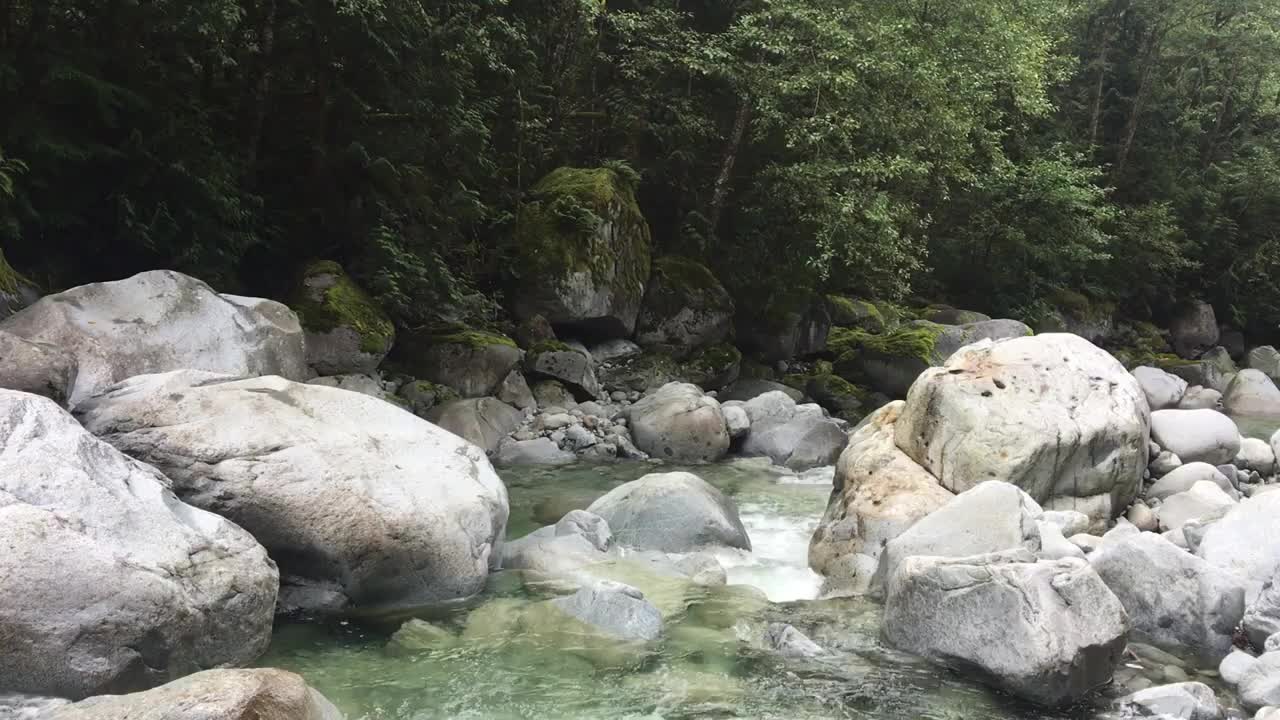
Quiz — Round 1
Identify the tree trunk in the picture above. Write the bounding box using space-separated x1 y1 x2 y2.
1111 30 1158 183
706 95 752 240
244 0 278 171
1088 24 1112 148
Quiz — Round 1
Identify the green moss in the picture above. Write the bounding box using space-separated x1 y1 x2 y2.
404 380 460 404
512 167 651 297
529 339 572 355
0 248 28 296
688 342 741 373
430 330 517 350
292 260 394 355
808 373 868 403
828 324 942 364
781 373 809 392
645 256 732 319
825 295 889 332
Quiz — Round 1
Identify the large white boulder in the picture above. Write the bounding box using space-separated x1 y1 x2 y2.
1134 366 1189 410
77 370 509 614
895 334 1148 525
1090 531 1246 663
1238 437 1278 476
882 549 1127 706
625 382 729 463
1225 369 1280 416
586 471 749 553
1195 492 1280 598
0 271 307 406
1151 409 1242 466
1241 653 1280 712
44 668 343 720
808 402 953 592
0 391 277 699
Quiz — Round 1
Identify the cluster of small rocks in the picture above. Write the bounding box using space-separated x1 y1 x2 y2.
501 395 648 465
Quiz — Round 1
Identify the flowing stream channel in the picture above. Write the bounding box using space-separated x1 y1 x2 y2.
256 459 1125 720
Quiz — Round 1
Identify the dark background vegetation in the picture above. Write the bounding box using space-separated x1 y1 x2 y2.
1 0 1278 337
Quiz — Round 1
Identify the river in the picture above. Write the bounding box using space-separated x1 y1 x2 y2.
259 459 1112 720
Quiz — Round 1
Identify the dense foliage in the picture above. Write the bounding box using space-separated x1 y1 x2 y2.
1 0 1278 336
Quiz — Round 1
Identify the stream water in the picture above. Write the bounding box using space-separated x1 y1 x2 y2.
260 459 1122 720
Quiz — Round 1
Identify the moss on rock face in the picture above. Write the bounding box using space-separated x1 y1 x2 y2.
511 167 652 336
292 260 395 355
828 324 941 365
429 330 517 350
529 339 573 355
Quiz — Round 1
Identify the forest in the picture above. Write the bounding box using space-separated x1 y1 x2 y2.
1 0 1279 340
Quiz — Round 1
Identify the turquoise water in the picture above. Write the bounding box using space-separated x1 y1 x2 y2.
258 460 1145 720
1229 413 1280 440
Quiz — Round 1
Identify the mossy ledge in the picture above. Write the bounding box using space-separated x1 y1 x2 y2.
529 339 573 355
430 330 517 351
291 260 395 355
828 324 941 364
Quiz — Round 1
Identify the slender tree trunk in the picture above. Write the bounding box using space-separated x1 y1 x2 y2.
244 0 278 171
1112 31 1158 182
706 95 752 239
1088 25 1112 148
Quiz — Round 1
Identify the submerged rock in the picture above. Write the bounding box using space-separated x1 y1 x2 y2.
0 270 307 406
586 471 750 553
0 391 277 699
44 668 343 720
77 370 509 615
882 549 1127 707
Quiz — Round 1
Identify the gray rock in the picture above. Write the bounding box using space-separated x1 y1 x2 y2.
765 623 827 659
1196 492 1280 595
1238 437 1277 476
591 339 643 363
1245 570 1280 650
43 669 343 720
564 424 599 452
1148 462 1234 500
428 397 525 455
1222 649 1259 686
1226 369 1280 416
1171 301 1220 359
77 371 509 615
1127 501 1159 532
719 379 804 403
634 257 734 357
496 437 576 466
307 373 392 401
1113 682 1223 720
551 583 662 641
625 383 730 463
0 330 77 405
740 295 830 361
0 270 308 406
883 550 1127 707
1159 481 1236 532
1248 346 1280 384
1168 360 1231 395
877 481 1043 590
526 347 601 400
1043 510 1091 538
722 404 750 439
1038 521 1085 560
1151 451 1184 477
897 334 1148 526
532 379 576 408
1151 409 1241 466
1134 366 1189 410
742 411 847 471
922 305 991 325
586 471 750 552
0 391 277 699
555 510 613 552
407 333 522 398
1241 653 1280 712
1090 531 1246 663
497 369 537 411
1180 386 1225 410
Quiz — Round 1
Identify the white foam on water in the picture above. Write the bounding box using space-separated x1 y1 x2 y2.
714 501 824 602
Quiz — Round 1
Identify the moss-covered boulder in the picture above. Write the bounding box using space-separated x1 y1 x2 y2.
804 373 868 421
682 343 742 391
826 295 890 334
397 329 521 398
635 257 734 357
397 380 460 418
290 260 395 376
1035 290 1116 344
510 167 652 338
920 304 991 326
525 341 601 400
0 248 38 320
597 352 682 394
739 290 831 362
